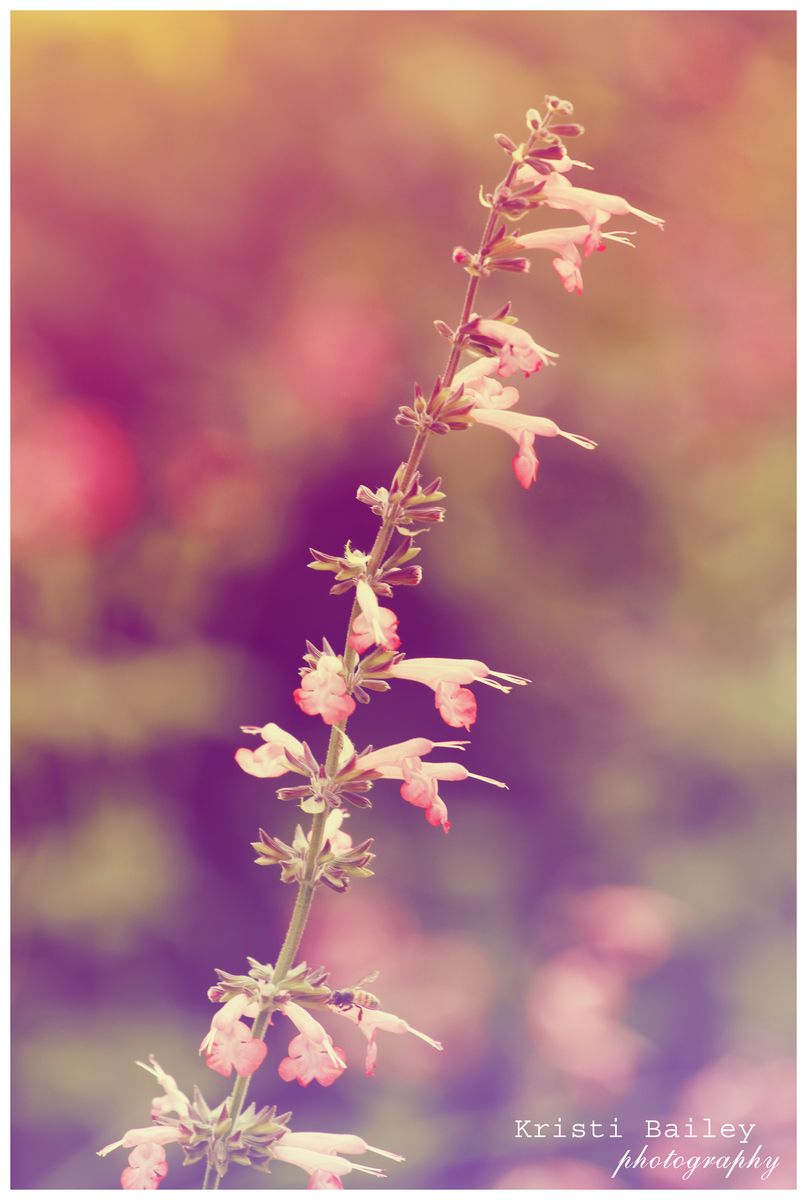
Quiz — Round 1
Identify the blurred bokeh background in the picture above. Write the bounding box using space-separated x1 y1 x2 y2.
11 9 795 1191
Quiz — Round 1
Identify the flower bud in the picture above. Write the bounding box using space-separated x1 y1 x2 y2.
550 123 585 137
526 108 543 130
494 132 517 153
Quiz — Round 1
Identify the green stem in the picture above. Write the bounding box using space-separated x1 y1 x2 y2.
203 121 543 1190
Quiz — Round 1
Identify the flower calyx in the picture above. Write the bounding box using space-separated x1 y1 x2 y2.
357 468 446 536
396 376 474 436
185 1089 292 1180
307 541 372 597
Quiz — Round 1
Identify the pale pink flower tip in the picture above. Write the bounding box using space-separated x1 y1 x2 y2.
349 606 400 653
120 1143 168 1191
308 1169 344 1190
294 654 356 725
435 681 478 730
234 722 304 779
278 1000 347 1087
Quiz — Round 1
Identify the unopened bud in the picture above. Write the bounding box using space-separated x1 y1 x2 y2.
494 132 517 153
433 320 454 340
550 123 584 137
452 246 473 265
526 108 543 131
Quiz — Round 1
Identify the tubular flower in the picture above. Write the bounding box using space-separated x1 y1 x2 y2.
454 357 520 410
509 226 636 295
348 581 401 653
387 657 529 729
97 1126 183 1191
379 755 507 832
278 1001 347 1087
470 407 596 489
272 1140 391 1182
330 1004 443 1076
234 722 304 779
200 994 267 1079
357 737 468 772
539 172 665 232
474 319 558 378
294 654 356 725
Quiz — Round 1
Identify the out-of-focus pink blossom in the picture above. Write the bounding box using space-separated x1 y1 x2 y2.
528 950 646 1092
474 319 558 378
569 886 683 972
234 722 304 779
294 655 356 725
12 398 139 551
200 994 267 1079
120 1142 169 1191
494 1160 616 1190
278 1001 347 1087
331 1002 443 1075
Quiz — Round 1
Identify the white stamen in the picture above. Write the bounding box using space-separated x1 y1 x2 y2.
468 772 508 789
489 670 530 686
97 1139 124 1158
408 1026 444 1050
365 1145 406 1162
559 430 597 449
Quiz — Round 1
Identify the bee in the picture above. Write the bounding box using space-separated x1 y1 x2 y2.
328 973 380 1021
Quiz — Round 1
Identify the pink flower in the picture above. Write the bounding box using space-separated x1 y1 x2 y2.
473 319 558 378
510 226 635 295
470 407 596 489
294 654 356 725
120 1143 169 1191
234 721 304 779
380 755 507 832
330 1003 443 1076
539 172 665 232
513 430 538 488
98 1123 182 1188
277 1000 347 1087
434 681 477 729
454 357 520 410
349 579 400 652
200 994 267 1079
387 657 529 728
348 581 401 653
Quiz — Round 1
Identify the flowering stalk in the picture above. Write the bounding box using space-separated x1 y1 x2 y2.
99 95 661 1191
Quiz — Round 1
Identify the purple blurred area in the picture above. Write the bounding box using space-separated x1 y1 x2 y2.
11 10 794 1190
